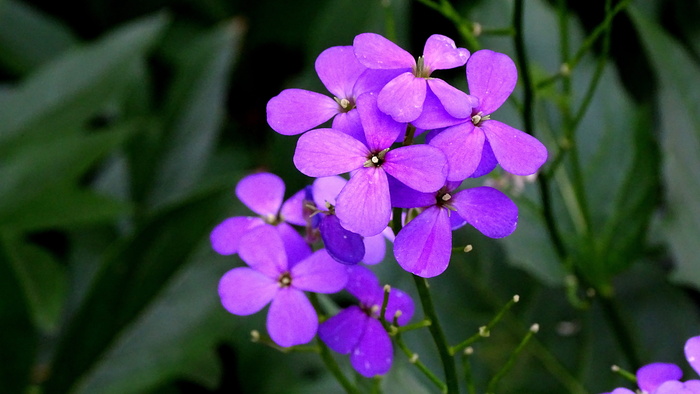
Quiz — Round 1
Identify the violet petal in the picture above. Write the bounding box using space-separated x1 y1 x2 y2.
238 225 288 277
267 287 318 347
480 120 548 176
362 232 387 265
266 89 339 135
467 49 518 115
315 46 367 99
470 139 498 178
335 167 391 237
236 172 285 217
356 92 404 150
637 362 683 393
353 32 415 69
377 72 426 122
394 206 452 278
422 34 469 71
345 264 382 304
383 145 447 192
451 187 518 238
210 216 263 255
653 380 700 394
384 288 415 326
276 222 312 267
280 188 306 226
388 175 436 209
412 90 473 130
319 214 366 265
312 176 347 207
291 248 349 292
293 128 369 177
427 78 473 119
318 306 368 354
429 122 484 181
331 109 366 143
685 335 700 375
218 267 278 315
350 317 393 377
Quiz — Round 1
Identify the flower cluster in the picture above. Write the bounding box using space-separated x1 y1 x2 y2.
602 336 700 394
211 32 547 378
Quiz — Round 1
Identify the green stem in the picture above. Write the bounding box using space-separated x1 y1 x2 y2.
413 0 480 50
412 275 459 393
318 339 362 394
394 328 447 391
598 293 641 370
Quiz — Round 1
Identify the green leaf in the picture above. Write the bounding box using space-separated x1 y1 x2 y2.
145 20 243 209
3 232 67 333
0 0 77 75
0 12 168 145
630 8 700 288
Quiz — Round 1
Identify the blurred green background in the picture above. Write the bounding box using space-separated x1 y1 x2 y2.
1 0 699 393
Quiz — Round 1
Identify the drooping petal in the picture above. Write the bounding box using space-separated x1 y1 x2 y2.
318 306 368 354
315 46 367 99
480 120 548 176
362 232 387 265
377 72 426 122
685 336 700 375
218 267 278 315
267 287 318 347
291 248 349 292
451 187 518 238
210 216 264 255
319 214 365 265
350 318 393 377
470 138 498 178
388 175 436 208
266 89 339 135
293 128 369 177
383 144 447 192
238 225 288 277
335 167 391 237
422 34 469 71
345 264 382 304
353 33 415 70
394 206 453 278
636 363 683 393
384 288 414 326
276 222 312 267
356 92 404 151
427 78 473 119
466 49 518 115
236 172 285 217
280 188 306 226
429 122 484 181
312 176 347 207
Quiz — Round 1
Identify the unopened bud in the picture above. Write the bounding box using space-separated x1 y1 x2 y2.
479 326 490 337
251 330 260 342
530 323 540 333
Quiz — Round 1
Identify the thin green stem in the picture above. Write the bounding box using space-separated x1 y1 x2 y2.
413 0 480 50
598 294 642 370
451 295 520 354
412 275 459 393
486 324 539 393
318 339 362 394
394 328 447 391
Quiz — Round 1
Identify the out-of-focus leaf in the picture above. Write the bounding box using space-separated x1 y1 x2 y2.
630 8 700 288
0 123 134 222
0 0 77 75
42 186 231 394
3 232 67 333
0 12 168 145
145 20 243 209
0 231 37 392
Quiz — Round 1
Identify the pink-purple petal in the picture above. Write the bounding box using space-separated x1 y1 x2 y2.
382 144 447 192
331 109 365 143
315 46 367 99
394 206 453 278
345 264 382 304
335 167 391 237
319 214 365 265
377 72 426 122
362 232 387 265
267 287 318 347
218 267 278 316
209 216 264 255
429 122 484 181
238 225 288 277
266 89 339 135
451 187 518 238
388 175 436 208
293 128 369 177
312 175 347 207
353 33 415 70
236 172 285 217
470 139 498 178
427 78 474 119
276 222 312 267
384 288 414 326
467 49 518 115
653 380 700 394
291 248 349 293
318 306 368 354
685 336 700 375
480 120 548 176
280 188 306 226
356 92 404 150
636 363 683 393
422 34 469 71
350 317 393 377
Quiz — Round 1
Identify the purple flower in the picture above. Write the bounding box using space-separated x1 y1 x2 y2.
391 178 518 277
210 172 309 262
218 225 348 347
353 33 473 123
266 46 396 137
293 92 448 237
318 265 414 377
421 49 548 180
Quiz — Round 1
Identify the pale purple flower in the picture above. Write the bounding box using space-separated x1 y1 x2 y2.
210 172 309 262
218 225 348 347
421 49 548 181
391 178 517 277
353 33 473 123
293 92 448 237
266 46 396 138
318 265 414 377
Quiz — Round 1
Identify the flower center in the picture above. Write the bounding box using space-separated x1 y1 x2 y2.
334 96 355 113
262 213 282 225
413 56 432 78
435 188 455 209
471 111 490 126
278 272 292 288
363 148 390 168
